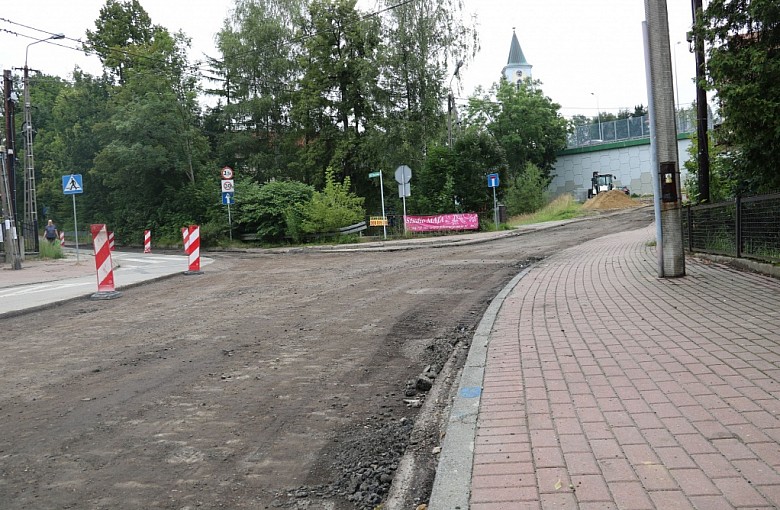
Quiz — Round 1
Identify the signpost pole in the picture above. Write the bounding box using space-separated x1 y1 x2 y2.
379 172 387 240
227 202 232 241
493 186 498 230
63 174 84 264
72 193 79 264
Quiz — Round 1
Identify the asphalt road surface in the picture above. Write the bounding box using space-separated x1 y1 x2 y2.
0 207 653 509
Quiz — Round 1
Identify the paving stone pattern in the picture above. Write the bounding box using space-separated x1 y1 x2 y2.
472 225 780 509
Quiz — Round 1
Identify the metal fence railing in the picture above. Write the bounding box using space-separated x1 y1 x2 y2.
682 193 780 264
567 112 696 148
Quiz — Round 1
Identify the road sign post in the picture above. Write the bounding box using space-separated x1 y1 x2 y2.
221 167 234 241
368 171 387 240
487 173 500 230
63 174 84 263
395 165 412 233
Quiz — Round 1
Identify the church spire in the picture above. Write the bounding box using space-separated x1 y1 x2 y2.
507 28 528 65
502 28 533 82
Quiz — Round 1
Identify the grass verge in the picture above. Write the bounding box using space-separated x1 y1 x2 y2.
508 194 584 226
38 240 65 259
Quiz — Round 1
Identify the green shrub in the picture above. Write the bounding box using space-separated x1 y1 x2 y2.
39 239 65 259
504 162 549 215
235 180 314 242
292 167 365 239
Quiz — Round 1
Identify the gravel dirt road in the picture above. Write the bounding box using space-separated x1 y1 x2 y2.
0 207 653 510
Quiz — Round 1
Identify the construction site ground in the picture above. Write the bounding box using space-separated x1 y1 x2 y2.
0 207 653 510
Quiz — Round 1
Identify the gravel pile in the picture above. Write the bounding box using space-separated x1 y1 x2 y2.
583 189 642 210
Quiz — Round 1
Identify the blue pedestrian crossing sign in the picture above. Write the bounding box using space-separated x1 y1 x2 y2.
62 174 84 195
487 173 500 188
222 191 235 205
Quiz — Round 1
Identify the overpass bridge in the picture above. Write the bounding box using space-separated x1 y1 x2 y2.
550 114 695 201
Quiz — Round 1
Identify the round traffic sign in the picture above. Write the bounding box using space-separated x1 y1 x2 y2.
395 165 412 184
221 166 234 179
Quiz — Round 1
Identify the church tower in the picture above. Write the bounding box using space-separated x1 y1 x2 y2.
502 28 533 84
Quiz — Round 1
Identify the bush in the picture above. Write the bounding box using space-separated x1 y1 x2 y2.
504 162 549 215
39 239 65 259
289 167 365 240
235 180 314 242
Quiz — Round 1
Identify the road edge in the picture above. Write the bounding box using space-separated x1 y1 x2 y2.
426 265 533 510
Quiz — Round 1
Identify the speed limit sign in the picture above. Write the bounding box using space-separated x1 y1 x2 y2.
221 179 234 192
221 166 234 180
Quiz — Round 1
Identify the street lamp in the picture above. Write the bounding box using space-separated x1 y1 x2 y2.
590 92 603 141
22 33 63 252
672 41 682 110
448 60 463 147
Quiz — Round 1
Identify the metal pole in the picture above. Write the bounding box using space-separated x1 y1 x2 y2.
591 92 602 140
72 193 79 264
691 0 710 203
673 41 681 110
379 172 386 240
227 202 233 241
493 187 498 229
402 196 407 234
22 34 63 254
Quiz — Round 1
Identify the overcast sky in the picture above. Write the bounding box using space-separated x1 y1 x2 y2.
1 0 698 118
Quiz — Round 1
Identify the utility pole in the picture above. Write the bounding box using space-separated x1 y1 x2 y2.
20 33 63 254
447 60 463 147
644 0 685 278
3 71 17 225
691 0 710 203
22 64 40 253
0 145 22 269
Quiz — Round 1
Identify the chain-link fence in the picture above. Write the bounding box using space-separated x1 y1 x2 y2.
567 112 696 148
682 193 780 263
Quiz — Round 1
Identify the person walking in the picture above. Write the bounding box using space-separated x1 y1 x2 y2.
43 219 59 244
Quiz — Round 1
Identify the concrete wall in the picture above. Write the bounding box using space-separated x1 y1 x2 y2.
549 137 692 202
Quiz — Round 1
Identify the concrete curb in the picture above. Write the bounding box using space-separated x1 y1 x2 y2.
427 266 533 510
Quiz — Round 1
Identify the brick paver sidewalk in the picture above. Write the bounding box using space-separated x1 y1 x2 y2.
472 225 780 509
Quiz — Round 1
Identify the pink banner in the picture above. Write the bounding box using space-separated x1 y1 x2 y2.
405 213 479 232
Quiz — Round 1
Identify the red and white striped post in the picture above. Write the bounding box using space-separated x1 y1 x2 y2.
181 227 190 254
108 231 115 251
144 230 151 253
184 225 202 275
90 224 121 299
59 231 65 247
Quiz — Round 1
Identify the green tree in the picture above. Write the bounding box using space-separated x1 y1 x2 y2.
39 72 111 228
376 0 478 173
683 132 736 203
465 79 567 181
87 6 212 242
409 145 458 214
504 162 548 215
289 167 365 240
84 0 159 84
697 0 780 192
234 179 314 242
291 0 383 195
211 0 306 182
451 131 507 213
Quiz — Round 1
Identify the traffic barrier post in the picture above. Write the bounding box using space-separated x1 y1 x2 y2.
90 224 121 300
144 230 151 253
184 225 202 275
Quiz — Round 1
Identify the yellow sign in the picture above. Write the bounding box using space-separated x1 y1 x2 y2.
370 216 388 227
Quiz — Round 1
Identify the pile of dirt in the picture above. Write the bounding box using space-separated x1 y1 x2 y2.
583 190 642 210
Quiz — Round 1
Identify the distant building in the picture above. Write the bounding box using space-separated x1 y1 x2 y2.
502 29 533 84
